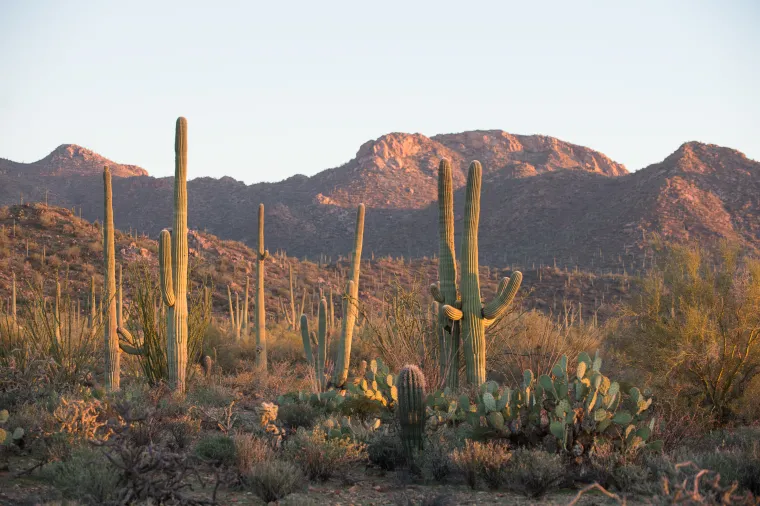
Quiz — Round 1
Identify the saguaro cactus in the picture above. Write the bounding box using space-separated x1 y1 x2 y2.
299 313 314 366
430 160 460 389
255 203 269 370
103 166 120 391
332 204 365 387
11 272 16 324
159 117 190 392
397 365 426 456
437 161 523 386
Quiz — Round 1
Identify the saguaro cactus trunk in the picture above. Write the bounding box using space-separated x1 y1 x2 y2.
255 203 269 370
159 117 190 392
332 204 365 387
431 160 460 389
103 166 120 391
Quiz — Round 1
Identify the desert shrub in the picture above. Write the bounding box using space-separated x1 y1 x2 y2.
505 447 565 498
164 416 201 450
676 440 760 494
612 463 655 494
339 395 386 420
233 433 274 476
361 280 442 389
421 432 455 483
488 309 602 384
194 434 236 466
284 427 367 481
242 459 304 502
122 263 211 386
277 402 318 429
450 440 511 490
188 382 238 408
619 240 760 424
367 431 406 471
42 447 120 504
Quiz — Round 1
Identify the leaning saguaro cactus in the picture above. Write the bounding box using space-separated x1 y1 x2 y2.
397 364 427 457
332 204 365 387
255 203 269 370
159 117 190 392
436 161 523 386
103 166 120 391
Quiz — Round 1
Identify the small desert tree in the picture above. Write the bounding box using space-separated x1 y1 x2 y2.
624 239 760 423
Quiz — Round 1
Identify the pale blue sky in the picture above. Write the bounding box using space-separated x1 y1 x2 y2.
1 0 758 183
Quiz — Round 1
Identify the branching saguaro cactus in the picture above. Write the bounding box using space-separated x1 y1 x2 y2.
398 364 426 457
255 203 269 370
103 166 120 391
159 117 190 392
434 161 523 386
332 204 365 387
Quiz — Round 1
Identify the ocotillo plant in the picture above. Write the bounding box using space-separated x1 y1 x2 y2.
242 276 249 338
332 204 365 387
255 203 268 370
11 272 16 324
227 285 239 339
159 117 190 392
436 161 523 386
117 264 124 329
397 364 426 457
103 166 120 391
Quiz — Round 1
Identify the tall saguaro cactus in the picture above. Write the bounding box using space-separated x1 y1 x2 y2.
431 160 460 389
332 204 365 387
159 117 190 392
255 203 269 370
103 166 120 391
435 161 523 386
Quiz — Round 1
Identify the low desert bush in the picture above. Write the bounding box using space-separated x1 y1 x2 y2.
42 447 120 505
450 440 511 490
504 447 565 498
367 431 406 471
233 433 274 476
284 427 367 481
242 459 304 502
277 402 318 429
194 433 236 466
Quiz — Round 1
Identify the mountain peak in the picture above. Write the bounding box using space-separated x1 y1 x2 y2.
14 144 150 178
661 141 752 175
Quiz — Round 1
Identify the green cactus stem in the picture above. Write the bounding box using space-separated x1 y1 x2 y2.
397 364 426 456
255 203 269 369
440 161 523 386
103 166 120 391
300 313 314 365
159 117 190 392
332 204 365 387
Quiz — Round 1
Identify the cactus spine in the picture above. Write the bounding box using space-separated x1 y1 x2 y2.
332 204 365 387
431 160 460 389
255 203 268 369
159 117 190 392
438 161 523 386
103 166 120 391
397 364 426 456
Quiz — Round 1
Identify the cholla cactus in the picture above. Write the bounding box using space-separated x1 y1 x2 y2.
434 161 522 386
103 166 120 391
397 365 426 456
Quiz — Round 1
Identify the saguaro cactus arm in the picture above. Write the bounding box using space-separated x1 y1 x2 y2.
482 272 522 321
159 230 176 307
442 304 463 321
430 283 444 304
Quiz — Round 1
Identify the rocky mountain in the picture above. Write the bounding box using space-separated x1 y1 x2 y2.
0 131 756 272
0 144 148 178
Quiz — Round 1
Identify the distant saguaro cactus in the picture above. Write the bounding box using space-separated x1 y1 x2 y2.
255 203 269 370
103 166 120 391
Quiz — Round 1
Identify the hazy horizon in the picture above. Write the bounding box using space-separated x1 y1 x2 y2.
1 0 758 184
